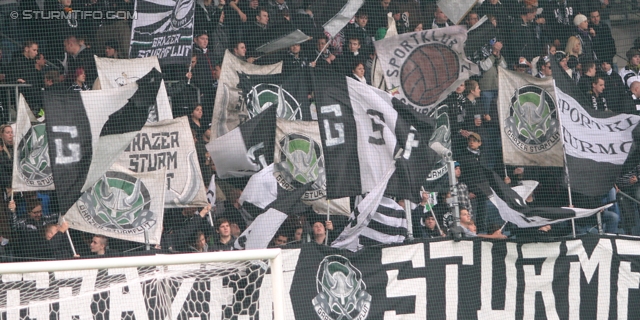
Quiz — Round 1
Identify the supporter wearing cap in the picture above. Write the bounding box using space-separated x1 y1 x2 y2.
573 14 597 62
619 48 640 89
104 41 120 59
282 43 314 75
556 51 577 81
515 57 531 74
535 55 552 78
206 10 229 64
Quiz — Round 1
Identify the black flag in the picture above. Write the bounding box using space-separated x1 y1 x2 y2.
206 105 277 179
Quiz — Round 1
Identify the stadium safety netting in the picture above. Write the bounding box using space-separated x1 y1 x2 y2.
1 0 640 318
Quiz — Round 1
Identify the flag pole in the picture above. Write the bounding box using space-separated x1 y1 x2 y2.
596 210 604 235
618 190 640 206
551 79 576 238
325 199 330 245
314 40 331 64
499 221 508 232
187 64 193 85
62 218 77 257
405 199 414 240
428 206 444 236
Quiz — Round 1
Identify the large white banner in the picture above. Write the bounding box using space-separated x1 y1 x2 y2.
114 117 208 208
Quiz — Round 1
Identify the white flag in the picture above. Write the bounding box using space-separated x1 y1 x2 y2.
64 163 166 244
12 95 54 191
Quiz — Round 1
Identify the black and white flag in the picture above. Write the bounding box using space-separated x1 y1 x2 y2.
274 118 351 215
129 0 195 64
551 56 640 197
94 56 173 122
477 165 612 228
237 69 312 121
234 175 312 250
206 105 277 179
211 50 282 139
44 69 163 213
490 188 612 228
316 76 438 203
331 164 396 252
233 208 289 250
238 164 278 210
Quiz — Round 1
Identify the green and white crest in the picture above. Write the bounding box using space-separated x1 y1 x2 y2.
18 124 53 187
274 133 325 200
78 171 156 233
246 83 302 121
504 85 560 153
312 255 371 320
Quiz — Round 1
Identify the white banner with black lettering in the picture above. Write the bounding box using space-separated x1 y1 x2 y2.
113 117 208 208
556 86 640 196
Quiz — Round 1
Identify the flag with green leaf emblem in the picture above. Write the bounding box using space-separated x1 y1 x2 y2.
12 94 55 191
64 163 166 244
498 67 563 167
274 119 350 216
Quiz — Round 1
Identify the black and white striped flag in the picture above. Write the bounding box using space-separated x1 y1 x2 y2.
331 164 401 252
